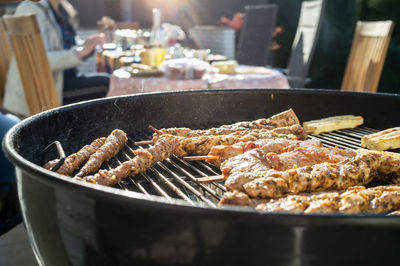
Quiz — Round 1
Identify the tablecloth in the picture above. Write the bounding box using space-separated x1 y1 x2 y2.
107 68 290 97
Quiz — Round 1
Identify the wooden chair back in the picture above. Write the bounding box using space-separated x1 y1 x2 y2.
286 0 326 87
3 13 60 115
236 4 278 66
341 21 394 93
0 21 11 104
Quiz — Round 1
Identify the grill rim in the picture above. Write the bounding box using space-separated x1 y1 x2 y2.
4 88 400 221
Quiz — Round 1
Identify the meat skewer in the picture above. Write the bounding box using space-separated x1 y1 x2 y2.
43 137 106 176
220 183 400 215
150 109 300 138
223 144 357 191
77 135 180 186
255 184 400 214
186 138 322 168
171 124 307 157
75 129 128 177
74 125 306 187
241 151 400 198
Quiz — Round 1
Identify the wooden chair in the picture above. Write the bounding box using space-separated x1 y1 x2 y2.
0 21 11 105
3 13 60 115
236 4 278 66
284 0 326 88
341 21 394 93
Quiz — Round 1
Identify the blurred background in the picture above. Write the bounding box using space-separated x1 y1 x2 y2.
0 0 399 93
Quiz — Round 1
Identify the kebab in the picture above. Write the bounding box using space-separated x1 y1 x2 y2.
150 108 300 139
43 137 106 175
76 135 180 186
201 138 323 168
75 129 128 177
256 184 400 214
222 144 357 191
75 125 307 186
150 124 308 158
240 151 400 199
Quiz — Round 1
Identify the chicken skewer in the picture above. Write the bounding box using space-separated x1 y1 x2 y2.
76 135 180 186
189 138 323 168
151 109 300 138
170 124 307 157
223 144 357 191
43 137 106 176
255 184 400 214
75 129 128 177
220 184 400 215
241 151 400 199
76 126 306 186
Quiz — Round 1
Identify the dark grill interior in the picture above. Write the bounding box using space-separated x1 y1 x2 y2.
94 125 399 207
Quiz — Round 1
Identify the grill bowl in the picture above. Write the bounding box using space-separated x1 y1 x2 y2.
3 89 400 266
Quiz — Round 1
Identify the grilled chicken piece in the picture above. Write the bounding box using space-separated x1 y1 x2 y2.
75 129 127 177
171 124 308 157
218 191 269 207
206 138 322 168
78 135 180 186
255 184 400 214
43 137 106 176
223 145 357 191
242 152 392 198
154 109 299 138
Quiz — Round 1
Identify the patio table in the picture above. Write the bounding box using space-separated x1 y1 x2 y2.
107 67 290 97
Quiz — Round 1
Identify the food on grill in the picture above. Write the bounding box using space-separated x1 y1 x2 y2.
242 151 400 198
75 129 128 177
361 127 400 151
223 145 357 192
255 184 400 214
303 115 364 134
43 137 106 175
171 124 307 157
152 109 300 138
77 135 180 186
205 138 322 168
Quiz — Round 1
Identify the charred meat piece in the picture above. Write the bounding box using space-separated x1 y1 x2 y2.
78 135 180 186
43 137 106 176
75 129 127 177
255 184 400 214
223 145 357 191
154 109 299 138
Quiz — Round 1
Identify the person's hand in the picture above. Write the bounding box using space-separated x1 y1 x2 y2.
77 33 105 60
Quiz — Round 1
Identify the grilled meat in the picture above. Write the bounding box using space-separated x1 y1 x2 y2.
75 129 127 177
206 138 322 168
172 124 308 157
44 137 106 176
242 152 386 198
223 145 357 191
255 184 400 214
78 135 180 186
154 109 299 138
219 191 269 207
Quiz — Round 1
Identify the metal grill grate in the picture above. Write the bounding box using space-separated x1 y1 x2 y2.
103 126 399 207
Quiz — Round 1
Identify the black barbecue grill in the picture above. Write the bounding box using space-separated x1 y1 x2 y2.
3 89 400 266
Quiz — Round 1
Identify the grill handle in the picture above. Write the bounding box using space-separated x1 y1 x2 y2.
42 141 66 172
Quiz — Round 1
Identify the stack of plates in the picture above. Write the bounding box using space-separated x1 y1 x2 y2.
189 26 235 60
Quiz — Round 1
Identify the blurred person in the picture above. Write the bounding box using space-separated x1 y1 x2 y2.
3 0 110 117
